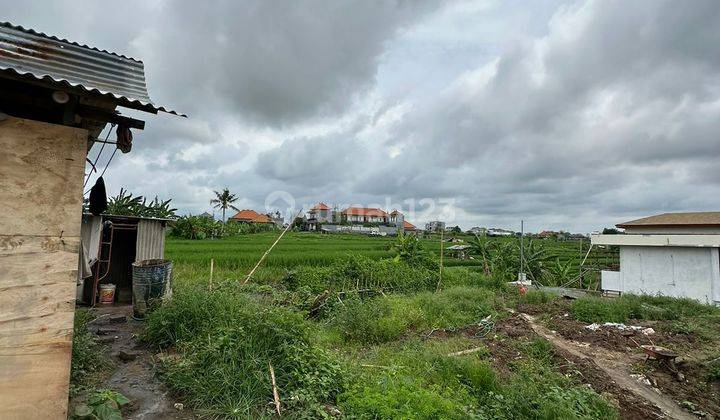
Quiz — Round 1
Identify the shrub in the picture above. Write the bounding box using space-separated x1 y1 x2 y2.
169 215 223 240
143 285 345 416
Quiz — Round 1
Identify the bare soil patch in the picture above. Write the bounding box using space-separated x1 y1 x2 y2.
77 306 195 420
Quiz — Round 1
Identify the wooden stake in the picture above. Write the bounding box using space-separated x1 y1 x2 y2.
269 362 281 416
243 209 303 284
209 258 214 291
436 229 444 292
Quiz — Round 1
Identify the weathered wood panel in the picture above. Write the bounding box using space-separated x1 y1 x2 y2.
0 117 87 420
0 117 87 237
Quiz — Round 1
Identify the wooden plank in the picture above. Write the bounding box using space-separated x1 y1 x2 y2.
0 117 87 237
0 117 87 420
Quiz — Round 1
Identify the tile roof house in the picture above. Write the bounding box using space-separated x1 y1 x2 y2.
592 212 720 304
229 209 273 224
342 207 389 223
308 202 333 224
403 220 418 232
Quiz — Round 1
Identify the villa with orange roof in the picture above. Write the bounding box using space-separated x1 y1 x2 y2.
228 209 274 224
305 203 417 234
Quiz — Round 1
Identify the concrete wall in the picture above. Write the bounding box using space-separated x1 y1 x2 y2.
0 117 87 419
616 246 720 304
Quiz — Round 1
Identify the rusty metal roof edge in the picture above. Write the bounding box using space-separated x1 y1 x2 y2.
83 212 175 222
1 66 187 117
1 21 143 63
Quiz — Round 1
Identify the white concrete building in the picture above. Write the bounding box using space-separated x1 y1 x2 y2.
591 212 720 304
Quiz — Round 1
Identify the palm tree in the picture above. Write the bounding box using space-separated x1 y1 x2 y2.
210 188 240 223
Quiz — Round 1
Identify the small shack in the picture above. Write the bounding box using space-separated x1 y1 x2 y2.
0 22 181 418
446 244 472 260
591 212 720 304
78 214 169 306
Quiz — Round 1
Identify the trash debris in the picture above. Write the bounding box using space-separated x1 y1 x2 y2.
630 373 652 387
584 322 655 335
174 403 184 411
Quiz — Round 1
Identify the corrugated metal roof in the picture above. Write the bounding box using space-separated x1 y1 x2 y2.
136 219 166 261
0 22 184 116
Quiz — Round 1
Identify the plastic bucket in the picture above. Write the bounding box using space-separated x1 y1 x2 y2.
99 284 116 304
132 259 173 320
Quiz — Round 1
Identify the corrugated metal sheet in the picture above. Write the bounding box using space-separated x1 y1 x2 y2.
0 22 184 116
136 219 165 261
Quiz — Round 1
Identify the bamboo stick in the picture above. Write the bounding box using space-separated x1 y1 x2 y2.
209 258 214 291
447 346 485 357
243 209 303 284
269 362 281 416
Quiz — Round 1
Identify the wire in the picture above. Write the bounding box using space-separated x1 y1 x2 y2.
83 124 116 189
83 147 118 196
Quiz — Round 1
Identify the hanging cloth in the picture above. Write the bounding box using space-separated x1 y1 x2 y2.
89 176 107 215
116 125 133 153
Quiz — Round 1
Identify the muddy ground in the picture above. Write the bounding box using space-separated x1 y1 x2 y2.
71 305 194 420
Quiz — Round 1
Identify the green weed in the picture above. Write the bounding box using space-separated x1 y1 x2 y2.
143 286 345 417
570 294 720 323
70 310 108 396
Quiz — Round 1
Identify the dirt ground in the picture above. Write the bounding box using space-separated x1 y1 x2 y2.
518 300 720 419
73 305 194 420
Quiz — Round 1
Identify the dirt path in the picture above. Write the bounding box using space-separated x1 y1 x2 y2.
88 305 194 420
517 312 697 420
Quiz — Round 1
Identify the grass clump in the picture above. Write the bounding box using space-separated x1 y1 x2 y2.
521 289 557 305
328 286 499 345
70 310 108 396
339 374 472 419
570 294 720 323
283 254 438 293
143 285 345 417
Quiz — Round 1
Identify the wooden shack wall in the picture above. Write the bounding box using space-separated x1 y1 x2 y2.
0 117 87 419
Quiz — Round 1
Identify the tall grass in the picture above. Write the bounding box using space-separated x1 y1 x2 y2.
143 285 344 417
70 310 109 396
570 294 720 323
328 286 501 345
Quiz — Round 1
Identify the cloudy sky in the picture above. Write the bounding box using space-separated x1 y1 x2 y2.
6 0 720 232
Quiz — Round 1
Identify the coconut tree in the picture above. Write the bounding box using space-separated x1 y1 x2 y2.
210 188 240 223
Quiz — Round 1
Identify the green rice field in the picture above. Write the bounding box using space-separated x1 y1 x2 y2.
165 232 618 286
